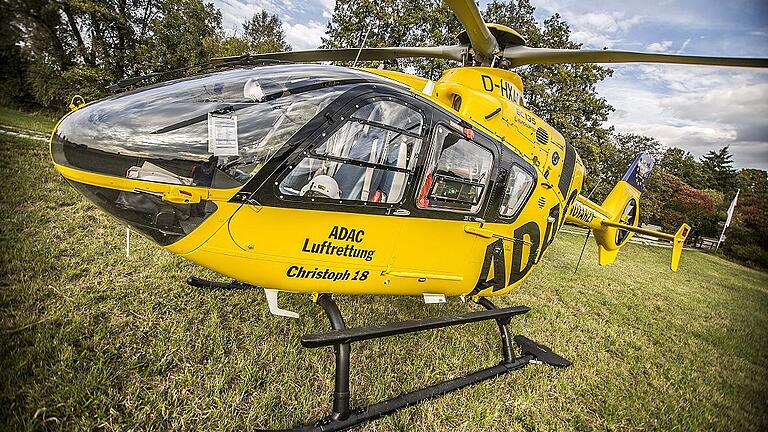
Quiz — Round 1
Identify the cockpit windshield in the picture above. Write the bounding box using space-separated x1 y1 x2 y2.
52 65 389 189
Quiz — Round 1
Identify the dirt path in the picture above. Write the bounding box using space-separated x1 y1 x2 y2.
0 126 48 143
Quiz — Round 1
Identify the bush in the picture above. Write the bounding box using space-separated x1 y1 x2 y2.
28 61 110 111
721 194 768 269
643 170 721 237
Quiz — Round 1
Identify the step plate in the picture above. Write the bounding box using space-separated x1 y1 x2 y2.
514 335 572 368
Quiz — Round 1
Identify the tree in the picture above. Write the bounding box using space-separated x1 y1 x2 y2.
592 132 663 199
204 35 251 58
139 0 223 73
658 147 710 189
321 0 461 76
721 193 768 268
701 146 737 195
242 11 291 53
735 169 768 195
5 0 224 109
0 4 30 107
642 170 720 238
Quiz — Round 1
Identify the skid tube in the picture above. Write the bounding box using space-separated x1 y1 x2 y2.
256 294 572 432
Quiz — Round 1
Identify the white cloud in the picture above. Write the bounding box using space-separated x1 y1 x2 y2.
318 0 335 15
569 12 644 33
566 12 644 48
598 65 768 169
283 21 327 50
213 0 322 33
646 40 673 52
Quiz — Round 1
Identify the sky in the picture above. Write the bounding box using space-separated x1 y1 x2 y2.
211 0 768 169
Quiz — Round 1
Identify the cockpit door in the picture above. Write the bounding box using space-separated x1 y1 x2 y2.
383 122 501 297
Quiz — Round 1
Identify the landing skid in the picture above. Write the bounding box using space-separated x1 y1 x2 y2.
185 277 570 431
258 294 569 432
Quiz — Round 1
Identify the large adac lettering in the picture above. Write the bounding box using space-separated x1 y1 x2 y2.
475 202 572 293
473 238 507 293
472 222 541 293
509 221 540 284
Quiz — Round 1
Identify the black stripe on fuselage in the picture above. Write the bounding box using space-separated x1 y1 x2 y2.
558 143 576 198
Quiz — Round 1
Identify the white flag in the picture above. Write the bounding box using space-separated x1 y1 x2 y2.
717 189 740 248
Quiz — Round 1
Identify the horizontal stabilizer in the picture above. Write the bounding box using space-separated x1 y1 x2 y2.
601 220 691 271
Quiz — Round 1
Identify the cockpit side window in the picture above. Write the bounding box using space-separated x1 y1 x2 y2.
278 99 424 204
499 164 535 219
416 125 494 214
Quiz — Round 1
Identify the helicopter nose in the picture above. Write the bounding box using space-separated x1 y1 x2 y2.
51 64 376 246
50 82 227 246
51 89 217 183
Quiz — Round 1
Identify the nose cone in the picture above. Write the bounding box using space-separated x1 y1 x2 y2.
52 93 223 246
49 70 257 245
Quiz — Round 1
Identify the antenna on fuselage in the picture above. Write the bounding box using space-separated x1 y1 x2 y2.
573 178 603 274
352 25 372 67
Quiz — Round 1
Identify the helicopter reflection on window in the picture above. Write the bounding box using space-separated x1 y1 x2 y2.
417 125 493 214
279 100 424 203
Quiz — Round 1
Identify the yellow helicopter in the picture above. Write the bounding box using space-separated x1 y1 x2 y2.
50 0 768 429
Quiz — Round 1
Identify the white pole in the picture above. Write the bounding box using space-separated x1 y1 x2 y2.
716 189 740 250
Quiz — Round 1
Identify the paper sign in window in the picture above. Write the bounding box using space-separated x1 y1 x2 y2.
208 113 239 157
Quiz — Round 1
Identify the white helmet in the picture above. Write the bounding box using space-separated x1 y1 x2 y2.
300 175 341 199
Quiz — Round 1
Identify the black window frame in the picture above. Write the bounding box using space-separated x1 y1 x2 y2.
414 121 498 216
271 92 430 209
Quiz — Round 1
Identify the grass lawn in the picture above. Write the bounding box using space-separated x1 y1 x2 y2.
0 107 58 135
1 135 767 431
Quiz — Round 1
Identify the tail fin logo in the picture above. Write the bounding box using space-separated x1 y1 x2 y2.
622 152 655 192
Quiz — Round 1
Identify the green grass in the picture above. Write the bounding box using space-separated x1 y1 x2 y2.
1 135 767 431
0 107 58 135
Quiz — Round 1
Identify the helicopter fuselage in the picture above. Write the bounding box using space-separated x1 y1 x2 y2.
51 64 585 298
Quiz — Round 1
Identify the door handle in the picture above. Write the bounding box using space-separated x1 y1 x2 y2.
464 225 494 238
465 225 532 245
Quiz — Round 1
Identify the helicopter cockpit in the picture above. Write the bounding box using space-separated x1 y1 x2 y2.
50 65 401 244
278 99 423 203
51 63 539 247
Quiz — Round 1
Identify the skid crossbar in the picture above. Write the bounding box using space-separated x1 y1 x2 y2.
253 294 571 432
301 305 530 348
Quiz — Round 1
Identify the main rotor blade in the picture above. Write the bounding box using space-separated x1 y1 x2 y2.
444 0 499 63
213 46 466 64
502 46 768 68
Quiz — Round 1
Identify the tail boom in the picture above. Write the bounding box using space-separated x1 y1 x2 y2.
566 194 690 271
